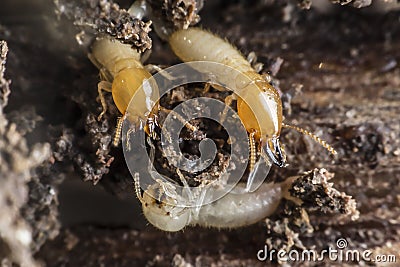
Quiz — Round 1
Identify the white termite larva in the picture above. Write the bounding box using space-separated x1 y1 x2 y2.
135 174 296 231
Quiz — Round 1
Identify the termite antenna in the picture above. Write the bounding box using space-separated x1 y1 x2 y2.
282 123 337 156
113 116 124 146
249 131 256 172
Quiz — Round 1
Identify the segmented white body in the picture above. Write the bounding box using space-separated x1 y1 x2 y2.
141 179 294 231
91 37 142 79
170 28 253 74
193 182 282 228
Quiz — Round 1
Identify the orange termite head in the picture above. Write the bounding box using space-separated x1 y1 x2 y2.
236 74 286 167
255 79 287 168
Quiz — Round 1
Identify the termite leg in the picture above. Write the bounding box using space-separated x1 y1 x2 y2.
97 81 112 121
247 51 257 64
88 53 113 82
261 73 272 83
176 168 206 220
203 82 232 124
125 127 136 152
253 63 264 74
144 64 163 73
192 183 208 220
247 52 264 73
220 94 236 125
203 83 211 94
158 105 197 132
99 67 113 82
144 114 159 139
203 82 227 94
210 83 227 92
176 169 193 200
144 64 175 80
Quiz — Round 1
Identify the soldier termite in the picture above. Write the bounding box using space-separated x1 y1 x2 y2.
168 27 337 170
89 36 160 145
89 35 197 145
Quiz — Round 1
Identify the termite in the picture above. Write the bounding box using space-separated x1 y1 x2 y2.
89 36 197 145
134 170 298 231
168 27 337 169
88 36 160 145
